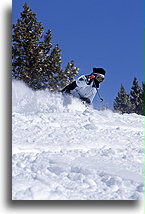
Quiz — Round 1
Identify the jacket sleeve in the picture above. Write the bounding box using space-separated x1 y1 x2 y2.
76 75 88 88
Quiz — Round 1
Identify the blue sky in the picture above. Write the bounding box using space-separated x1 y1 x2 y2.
12 0 143 108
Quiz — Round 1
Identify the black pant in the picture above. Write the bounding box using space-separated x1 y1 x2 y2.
61 81 77 94
79 97 91 104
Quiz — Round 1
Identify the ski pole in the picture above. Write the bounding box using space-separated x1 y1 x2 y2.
96 88 103 102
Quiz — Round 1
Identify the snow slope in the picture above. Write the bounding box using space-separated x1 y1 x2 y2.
12 81 144 200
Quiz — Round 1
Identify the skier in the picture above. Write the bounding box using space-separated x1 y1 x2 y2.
61 67 106 104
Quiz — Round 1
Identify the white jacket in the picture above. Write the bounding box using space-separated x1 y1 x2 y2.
70 75 97 103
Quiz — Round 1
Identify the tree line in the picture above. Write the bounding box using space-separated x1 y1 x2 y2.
113 78 144 115
12 3 144 116
12 2 79 91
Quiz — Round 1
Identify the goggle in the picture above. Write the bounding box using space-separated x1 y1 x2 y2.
95 74 105 82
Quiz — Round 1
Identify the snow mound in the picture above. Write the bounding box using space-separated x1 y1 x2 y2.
12 80 144 200
12 80 87 114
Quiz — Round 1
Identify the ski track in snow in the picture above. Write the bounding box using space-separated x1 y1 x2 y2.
12 81 144 200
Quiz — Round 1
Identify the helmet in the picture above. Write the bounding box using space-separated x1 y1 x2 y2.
93 68 106 75
92 68 106 82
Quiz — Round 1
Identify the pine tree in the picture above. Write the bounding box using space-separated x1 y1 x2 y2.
142 82 145 115
56 60 79 90
139 82 145 115
33 29 53 89
12 3 79 91
46 46 79 91
130 77 143 115
46 44 63 90
12 2 44 89
113 84 132 114
64 60 79 86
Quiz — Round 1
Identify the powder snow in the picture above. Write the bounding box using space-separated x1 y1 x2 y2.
12 80 144 200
